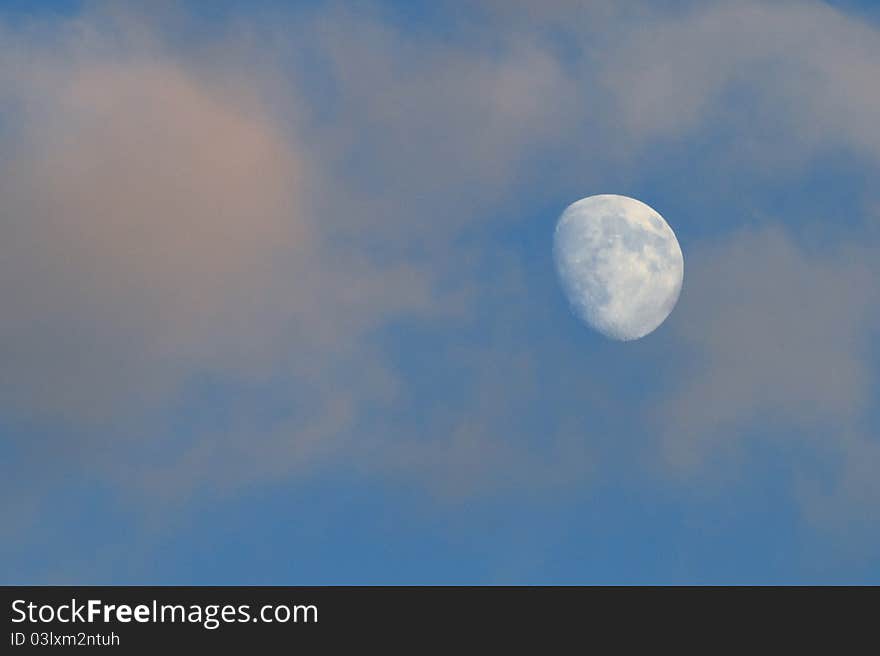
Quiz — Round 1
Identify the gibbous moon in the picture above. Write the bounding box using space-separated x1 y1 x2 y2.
553 194 684 341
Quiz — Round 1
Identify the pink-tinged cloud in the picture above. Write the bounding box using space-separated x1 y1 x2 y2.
0 41 310 421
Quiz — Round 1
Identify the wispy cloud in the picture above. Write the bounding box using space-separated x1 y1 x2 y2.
2 1 880 578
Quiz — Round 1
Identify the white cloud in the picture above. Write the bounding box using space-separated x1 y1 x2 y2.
2 0 880 533
650 223 880 540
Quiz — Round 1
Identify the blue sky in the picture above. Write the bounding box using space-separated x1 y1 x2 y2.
1 0 879 584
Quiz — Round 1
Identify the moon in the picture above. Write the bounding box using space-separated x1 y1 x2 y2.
553 194 684 341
